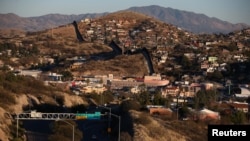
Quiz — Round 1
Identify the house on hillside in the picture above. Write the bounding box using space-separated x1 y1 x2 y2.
229 102 249 113
146 105 172 116
161 86 179 97
16 69 42 79
80 85 107 94
70 62 84 70
144 74 170 87
188 108 220 121
198 108 220 120
233 87 250 98
218 101 249 117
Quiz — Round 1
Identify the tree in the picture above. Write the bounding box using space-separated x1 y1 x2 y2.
179 105 190 119
30 46 39 55
136 91 151 106
180 55 191 69
138 83 147 92
193 89 218 109
230 111 248 124
164 96 172 108
101 90 114 104
206 70 223 82
151 92 167 105
61 70 73 81
0 64 10 72
227 42 238 52
120 99 141 112
86 79 90 85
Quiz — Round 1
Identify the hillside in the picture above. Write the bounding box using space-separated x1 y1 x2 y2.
1 5 249 34
0 72 89 141
127 5 249 34
0 13 107 32
0 11 209 140
1 10 249 141
2 10 191 76
129 110 207 141
0 71 209 141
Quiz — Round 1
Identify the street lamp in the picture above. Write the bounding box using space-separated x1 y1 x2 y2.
226 80 232 96
98 105 120 141
98 105 111 133
56 120 74 141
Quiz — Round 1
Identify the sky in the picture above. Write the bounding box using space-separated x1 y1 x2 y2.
0 0 250 25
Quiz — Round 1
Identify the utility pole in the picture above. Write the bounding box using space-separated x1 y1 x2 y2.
98 105 111 133
16 118 19 139
176 85 181 120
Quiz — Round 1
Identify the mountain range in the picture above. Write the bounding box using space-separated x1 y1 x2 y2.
127 5 249 34
0 5 249 34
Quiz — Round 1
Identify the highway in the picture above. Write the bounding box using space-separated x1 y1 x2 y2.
78 119 111 141
25 131 49 141
21 113 117 141
18 104 121 141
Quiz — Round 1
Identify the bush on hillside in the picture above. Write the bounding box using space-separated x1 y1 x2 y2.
120 100 141 112
0 71 59 96
134 112 151 125
0 87 16 108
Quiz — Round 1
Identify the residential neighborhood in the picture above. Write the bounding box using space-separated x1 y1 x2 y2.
0 9 250 141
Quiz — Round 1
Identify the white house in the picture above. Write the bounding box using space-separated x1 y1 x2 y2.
234 87 250 98
17 70 42 79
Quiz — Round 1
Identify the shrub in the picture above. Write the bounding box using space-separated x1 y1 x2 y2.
0 87 16 108
134 113 151 125
120 100 141 112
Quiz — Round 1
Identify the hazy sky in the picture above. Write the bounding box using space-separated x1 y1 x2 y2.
1 0 250 24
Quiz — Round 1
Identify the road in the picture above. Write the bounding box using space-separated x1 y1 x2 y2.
25 131 49 141
23 120 52 141
22 117 113 141
78 118 112 141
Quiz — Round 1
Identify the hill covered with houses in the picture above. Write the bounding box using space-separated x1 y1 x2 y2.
0 10 250 141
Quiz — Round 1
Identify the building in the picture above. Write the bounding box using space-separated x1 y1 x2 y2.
80 85 107 94
161 86 179 97
47 72 63 81
146 105 172 116
144 74 169 87
233 87 250 98
16 69 42 79
196 108 220 121
230 102 249 113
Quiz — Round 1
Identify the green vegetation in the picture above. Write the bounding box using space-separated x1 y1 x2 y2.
134 91 171 108
134 112 151 125
193 89 218 110
87 90 114 105
120 99 141 112
0 71 57 95
0 10 249 141
230 111 248 124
